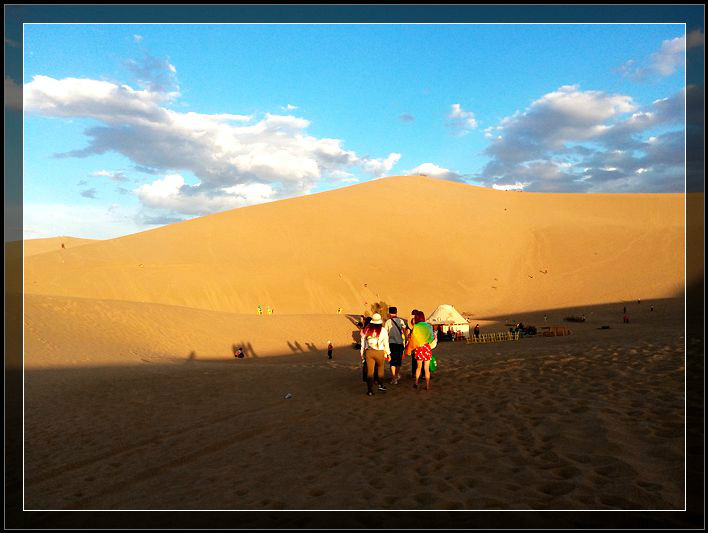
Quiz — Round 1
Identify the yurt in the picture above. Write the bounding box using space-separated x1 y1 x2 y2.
427 304 470 339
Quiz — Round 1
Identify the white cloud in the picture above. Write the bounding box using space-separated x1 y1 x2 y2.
133 174 277 217
360 152 401 177
406 162 464 182
134 174 276 215
446 103 477 134
281 103 298 111
24 74 401 219
650 35 687 77
492 182 529 191
91 169 129 182
619 32 703 80
133 34 144 43
481 85 685 192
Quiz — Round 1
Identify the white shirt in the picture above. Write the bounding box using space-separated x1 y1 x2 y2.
360 327 391 357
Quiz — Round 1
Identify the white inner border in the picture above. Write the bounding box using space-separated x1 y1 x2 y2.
19 20 691 514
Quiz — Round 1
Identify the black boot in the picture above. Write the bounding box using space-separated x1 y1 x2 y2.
367 378 375 396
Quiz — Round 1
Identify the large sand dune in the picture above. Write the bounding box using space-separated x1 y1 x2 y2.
20 177 692 512
24 176 686 318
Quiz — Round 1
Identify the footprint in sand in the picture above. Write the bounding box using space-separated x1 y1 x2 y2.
594 460 638 479
537 481 575 497
636 480 663 492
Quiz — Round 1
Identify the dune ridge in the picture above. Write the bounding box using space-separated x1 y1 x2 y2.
24 176 687 318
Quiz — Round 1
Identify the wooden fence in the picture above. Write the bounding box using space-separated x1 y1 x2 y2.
466 331 520 344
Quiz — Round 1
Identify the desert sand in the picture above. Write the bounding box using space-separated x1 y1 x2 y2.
24 298 685 510
20 176 690 511
23 236 96 257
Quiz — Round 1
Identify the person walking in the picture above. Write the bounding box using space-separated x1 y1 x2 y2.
384 306 406 385
361 313 390 396
405 310 436 391
407 309 420 379
327 340 333 360
474 324 480 339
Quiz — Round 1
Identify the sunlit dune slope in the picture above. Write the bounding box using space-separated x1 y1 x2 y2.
23 236 97 257
24 176 686 317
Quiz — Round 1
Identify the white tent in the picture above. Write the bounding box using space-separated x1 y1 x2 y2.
427 304 470 338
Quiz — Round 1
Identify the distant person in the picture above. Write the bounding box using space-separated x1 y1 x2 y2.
61 243 65 249
407 309 420 378
337 307 342 315
267 306 273 315
474 324 480 339
405 310 436 391
360 313 390 396
623 306 627 314
356 315 366 329
234 347 244 358
257 305 263 315
327 341 333 360
637 299 641 305
543 314 547 323
384 306 406 385
623 314 629 324
650 304 654 312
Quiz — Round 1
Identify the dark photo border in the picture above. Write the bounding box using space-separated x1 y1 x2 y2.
4 4 704 530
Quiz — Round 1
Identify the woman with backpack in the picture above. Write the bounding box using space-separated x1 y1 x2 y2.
360 313 391 396
405 310 436 391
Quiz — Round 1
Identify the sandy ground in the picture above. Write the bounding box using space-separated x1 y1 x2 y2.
19 178 694 513
24 297 685 511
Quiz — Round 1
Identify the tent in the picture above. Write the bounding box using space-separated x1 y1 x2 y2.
427 304 470 339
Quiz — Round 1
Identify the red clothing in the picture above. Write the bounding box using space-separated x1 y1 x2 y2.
414 343 432 362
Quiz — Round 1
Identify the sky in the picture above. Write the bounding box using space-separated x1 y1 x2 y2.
18 24 702 239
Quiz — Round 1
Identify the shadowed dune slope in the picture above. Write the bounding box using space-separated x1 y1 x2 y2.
24 176 687 317
24 294 359 368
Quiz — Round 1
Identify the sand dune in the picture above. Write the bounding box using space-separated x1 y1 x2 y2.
24 294 365 368
24 176 687 320
20 177 690 512
23 236 97 257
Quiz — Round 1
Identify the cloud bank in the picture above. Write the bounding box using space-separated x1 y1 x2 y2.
480 84 685 193
24 73 401 219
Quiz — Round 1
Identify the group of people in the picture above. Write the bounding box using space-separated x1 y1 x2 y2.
359 306 437 396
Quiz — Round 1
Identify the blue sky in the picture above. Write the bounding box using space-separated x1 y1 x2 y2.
20 24 699 238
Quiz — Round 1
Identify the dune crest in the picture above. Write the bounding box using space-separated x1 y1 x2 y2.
24 176 686 318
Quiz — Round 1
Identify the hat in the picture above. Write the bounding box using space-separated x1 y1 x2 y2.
370 313 383 325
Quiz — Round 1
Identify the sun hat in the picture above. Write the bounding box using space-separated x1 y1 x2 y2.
370 313 383 325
